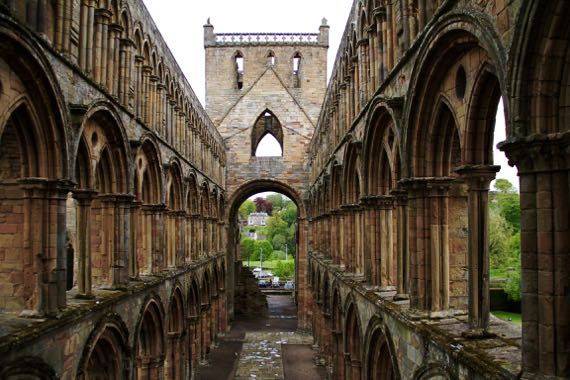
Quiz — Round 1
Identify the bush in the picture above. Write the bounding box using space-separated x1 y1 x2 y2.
272 250 286 260
240 238 255 260
251 239 273 261
274 260 295 278
505 267 521 301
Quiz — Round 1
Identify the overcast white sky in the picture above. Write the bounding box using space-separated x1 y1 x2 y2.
142 0 518 191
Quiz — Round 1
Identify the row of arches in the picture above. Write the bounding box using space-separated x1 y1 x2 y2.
0 19 226 315
1 263 226 379
308 0 570 378
1 0 225 184
310 0 444 171
310 265 455 380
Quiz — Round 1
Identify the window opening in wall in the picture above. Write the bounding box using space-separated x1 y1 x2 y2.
235 52 244 89
292 52 301 88
251 109 284 157
489 97 521 326
267 51 276 66
255 134 282 156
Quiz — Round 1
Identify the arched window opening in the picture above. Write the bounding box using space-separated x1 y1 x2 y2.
255 134 282 157
251 110 284 157
292 52 301 88
267 51 276 66
234 52 244 89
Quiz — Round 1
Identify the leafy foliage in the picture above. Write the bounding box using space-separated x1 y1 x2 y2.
274 260 295 278
489 179 521 301
238 199 256 219
240 237 255 259
251 239 273 261
254 197 273 214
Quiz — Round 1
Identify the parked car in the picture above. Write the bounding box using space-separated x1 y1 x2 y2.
284 281 294 290
272 277 280 287
258 279 268 288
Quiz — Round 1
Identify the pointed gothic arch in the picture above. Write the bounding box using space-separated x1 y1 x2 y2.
251 109 284 156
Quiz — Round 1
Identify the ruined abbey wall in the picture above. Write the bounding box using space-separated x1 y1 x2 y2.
0 1 227 378
306 0 570 379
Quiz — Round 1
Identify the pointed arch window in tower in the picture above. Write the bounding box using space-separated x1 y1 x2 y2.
235 51 244 89
252 110 283 157
292 52 301 88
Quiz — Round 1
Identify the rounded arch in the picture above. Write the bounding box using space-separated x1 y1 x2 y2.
0 19 69 179
185 172 199 214
363 316 400 380
0 356 58 380
165 159 184 211
77 313 131 380
402 12 507 178
227 179 306 222
188 277 201 318
331 283 345 380
134 296 166 379
342 138 362 204
508 1 570 136
464 62 502 165
165 285 186 380
344 298 363 380
135 134 163 204
76 101 131 194
362 100 401 195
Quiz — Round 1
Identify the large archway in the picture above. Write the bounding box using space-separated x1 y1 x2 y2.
225 179 309 327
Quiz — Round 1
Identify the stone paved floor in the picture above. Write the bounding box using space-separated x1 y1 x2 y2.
235 331 314 379
196 294 325 380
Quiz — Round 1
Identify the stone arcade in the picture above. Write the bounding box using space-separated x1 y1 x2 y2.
0 1 569 379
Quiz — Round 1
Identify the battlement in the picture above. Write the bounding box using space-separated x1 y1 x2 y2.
204 18 329 47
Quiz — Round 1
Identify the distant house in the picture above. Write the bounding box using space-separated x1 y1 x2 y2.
248 212 268 226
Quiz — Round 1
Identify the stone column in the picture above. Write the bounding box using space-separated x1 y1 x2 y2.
129 200 142 278
107 24 122 95
118 38 134 106
378 196 395 290
95 9 111 85
134 55 143 116
501 137 569 378
392 188 410 300
456 165 499 335
142 65 152 124
112 194 133 288
402 177 453 312
72 189 97 298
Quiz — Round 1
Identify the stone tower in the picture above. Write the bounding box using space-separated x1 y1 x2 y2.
204 20 328 326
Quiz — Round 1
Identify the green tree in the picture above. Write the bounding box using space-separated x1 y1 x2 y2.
287 224 296 257
266 213 289 241
240 237 255 260
251 239 273 261
274 260 295 278
266 194 285 212
489 206 512 269
492 179 520 231
505 267 521 301
272 234 286 251
239 200 256 219
281 202 298 225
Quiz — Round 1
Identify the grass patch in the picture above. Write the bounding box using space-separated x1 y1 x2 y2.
492 311 522 325
243 259 294 270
